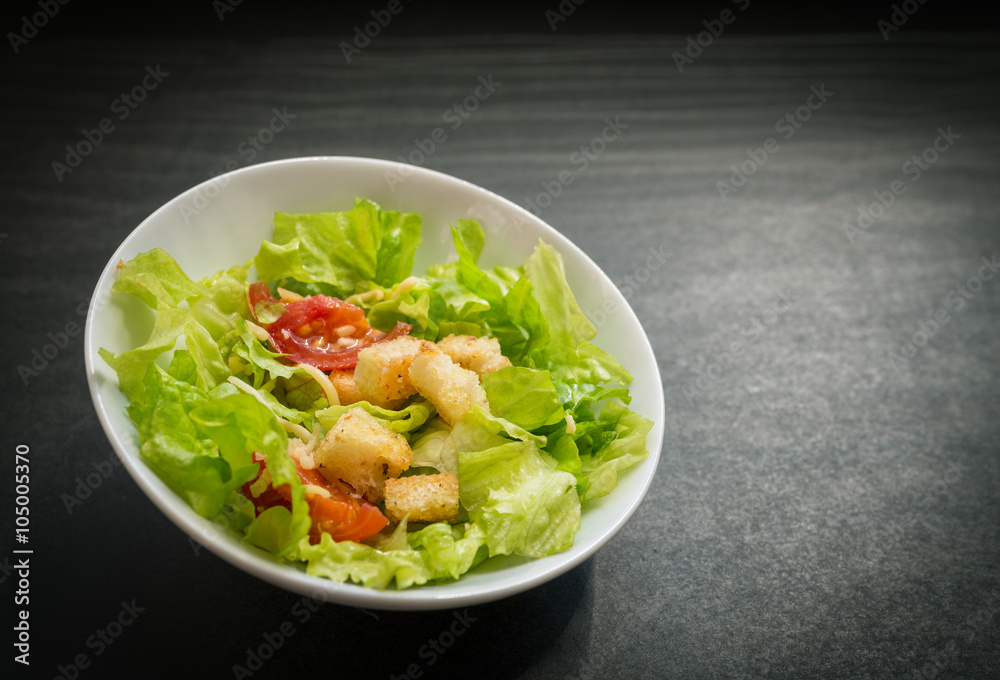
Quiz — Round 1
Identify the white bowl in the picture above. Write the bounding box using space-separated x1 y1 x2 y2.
84 156 665 610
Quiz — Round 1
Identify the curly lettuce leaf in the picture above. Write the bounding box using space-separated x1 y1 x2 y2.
111 248 205 310
578 401 653 502
294 521 488 589
189 393 308 556
460 440 581 558
99 250 251 402
254 198 421 296
523 240 632 385
315 399 436 437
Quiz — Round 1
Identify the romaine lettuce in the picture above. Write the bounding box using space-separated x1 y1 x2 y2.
101 198 652 590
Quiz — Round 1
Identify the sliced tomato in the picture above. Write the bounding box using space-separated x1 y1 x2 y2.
240 461 292 514
240 457 388 544
292 464 389 543
247 282 412 370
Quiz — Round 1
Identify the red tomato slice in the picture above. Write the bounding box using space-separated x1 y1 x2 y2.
292 464 389 543
240 463 291 514
247 282 412 370
241 458 388 544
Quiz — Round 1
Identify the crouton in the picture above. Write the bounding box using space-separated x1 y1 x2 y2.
312 407 412 503
328 369 366 406
384 473 460 524
408 345 489 426
436 334 512 376
353 336 424 408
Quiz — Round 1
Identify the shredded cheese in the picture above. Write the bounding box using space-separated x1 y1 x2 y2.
565 412 577 435
248 469 273 498
389 276 419 299
303 484 332 499
296 362 340 407
281 420 312 441
276 287 304 302
227 376 271 408
345 288 384 305
245 320 270 343
298 451 316 470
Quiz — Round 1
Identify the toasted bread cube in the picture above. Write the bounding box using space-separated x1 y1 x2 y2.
313 408 412 503
437 334 512 376
384 473 460 524
328 369 366 406
408 345 489 426
353 336 424 408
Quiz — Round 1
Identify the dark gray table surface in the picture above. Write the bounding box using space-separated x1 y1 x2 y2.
2 29 999 680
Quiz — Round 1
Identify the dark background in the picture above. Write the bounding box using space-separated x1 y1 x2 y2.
2 2 999 679
4 1 1000 36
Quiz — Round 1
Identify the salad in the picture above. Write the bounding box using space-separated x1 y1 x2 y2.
100 198 652 589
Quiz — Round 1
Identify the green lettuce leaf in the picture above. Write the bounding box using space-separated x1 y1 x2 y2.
462 406 548 448
460 440 581 558
101 202 653 591
126 364 233 518
578 401 653 502
294 521 487 589
100 250 250 402
111 248 205 310
482 366 565 431
447 221 550 364
191 260 252 338
189 393 309 556
523 240 632 385
408 417 455 473
231 317 302 387
315 399 435 437
98 307 189 403
254 198 421 296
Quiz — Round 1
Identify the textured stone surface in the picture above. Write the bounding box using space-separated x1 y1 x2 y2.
2 32 998 679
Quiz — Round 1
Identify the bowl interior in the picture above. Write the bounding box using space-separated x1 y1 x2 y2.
84 157 665 610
